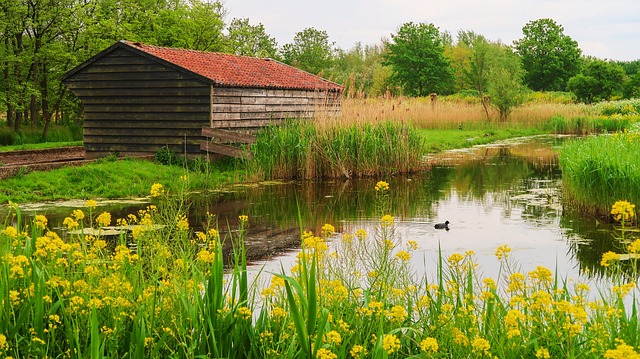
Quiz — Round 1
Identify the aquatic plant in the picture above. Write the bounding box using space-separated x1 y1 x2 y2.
248 119 426 180
560 130 640 217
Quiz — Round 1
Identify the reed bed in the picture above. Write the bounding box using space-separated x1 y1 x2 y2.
321 97 592 130
1 182 639 358
560 129 640 217
248 120 425 180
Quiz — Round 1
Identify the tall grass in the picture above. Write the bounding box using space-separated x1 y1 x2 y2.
248 120 425 180
0 124 80 146
326 97 591 130
2 181 639 358
324 97 640 133
560 130 640 217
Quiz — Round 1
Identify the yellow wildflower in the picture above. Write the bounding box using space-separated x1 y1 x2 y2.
95 212 111 227
316 348 337 359
386 305 407 323
628 239 640 254
150 183 164 197
3 226 18 239
472 337 491 356
0 333 8 354
324 330 342 345
236 306 252 320
611 200 635 222
355 229 367 240
382 334 400 354
238 215 248 223
34 215 48 230
84 199 98 208
63 217 79 230
495 244 511 260
176 215 189 231
72 209 85 221
395 250 411 262
601 251 621 267
380 214 394 226
536 347 550 359
321 223 335 236
350 345 365 358
375 181 389 191
420 337 438 353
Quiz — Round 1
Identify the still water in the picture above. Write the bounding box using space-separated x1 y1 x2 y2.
14 135 628 285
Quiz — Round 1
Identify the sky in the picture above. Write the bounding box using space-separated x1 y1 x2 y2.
225 0 640 62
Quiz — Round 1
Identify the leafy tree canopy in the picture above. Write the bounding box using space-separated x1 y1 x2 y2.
280 27 335 75
226 18 278 58
567 58 626 103
384 22 454 96
514 18 582 92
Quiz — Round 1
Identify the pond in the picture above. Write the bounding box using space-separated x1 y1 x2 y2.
10 135 633 287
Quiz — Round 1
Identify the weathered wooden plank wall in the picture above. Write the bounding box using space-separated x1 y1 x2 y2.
210 87 342 129
64 47 211 158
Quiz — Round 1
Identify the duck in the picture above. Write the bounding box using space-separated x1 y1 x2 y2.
434 220 450 230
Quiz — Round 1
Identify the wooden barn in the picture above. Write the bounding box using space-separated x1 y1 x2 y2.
62 40 343 159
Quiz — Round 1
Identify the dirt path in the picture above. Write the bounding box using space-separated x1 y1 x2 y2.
0 147 91 179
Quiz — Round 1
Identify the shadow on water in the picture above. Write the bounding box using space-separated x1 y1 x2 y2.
6 135 638 281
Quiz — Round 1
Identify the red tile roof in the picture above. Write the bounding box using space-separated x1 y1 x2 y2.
124 41 343 91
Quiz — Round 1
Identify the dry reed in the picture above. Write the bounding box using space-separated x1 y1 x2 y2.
315 97 591 129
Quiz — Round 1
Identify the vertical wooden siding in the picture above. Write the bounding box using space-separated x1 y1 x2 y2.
64 47 211 158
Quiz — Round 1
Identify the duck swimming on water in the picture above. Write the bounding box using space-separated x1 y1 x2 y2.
434 221 450 230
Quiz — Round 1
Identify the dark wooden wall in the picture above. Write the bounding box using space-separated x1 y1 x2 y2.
64 47 211 159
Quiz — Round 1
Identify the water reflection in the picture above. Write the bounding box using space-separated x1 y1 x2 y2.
7 135 638 282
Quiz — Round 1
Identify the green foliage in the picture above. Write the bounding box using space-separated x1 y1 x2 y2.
623 72 640 99
226 18 278 58
486 44 527 121
568 59 626 103
524 91 577 104
514 18 582 91
0 125 77 146
330 43 391 98
384 22 455 96
280 28 335 75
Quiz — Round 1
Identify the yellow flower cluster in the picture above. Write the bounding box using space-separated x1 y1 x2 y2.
611 200 635 222
375 181 389 192
495 244 511 260
600 251 621 267
382 334 400 354
150 183 164 197
420 337 438 353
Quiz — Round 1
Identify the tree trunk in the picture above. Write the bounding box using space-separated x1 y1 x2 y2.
3 36 13 128
41 62 51 140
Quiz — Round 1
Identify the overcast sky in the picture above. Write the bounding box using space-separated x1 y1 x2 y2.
225 0 640 62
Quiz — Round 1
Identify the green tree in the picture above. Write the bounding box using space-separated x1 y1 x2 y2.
486 44 527 121
567 59 626 103
624 72 640 99
280 27 335 74
384 22 454 96
514 18 582 91
330 42 390 97
226 18 277 58
454 31 493 119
